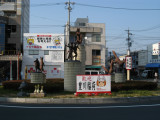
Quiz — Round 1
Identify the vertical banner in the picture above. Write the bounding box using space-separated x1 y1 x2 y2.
76 75 111 95
126 56 132 70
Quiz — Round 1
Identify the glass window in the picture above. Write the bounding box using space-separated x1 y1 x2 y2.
44 50 49 55
152 55 158 59
11 25 16 32
29 50 39 55
92 34 101 42
92 50 101 56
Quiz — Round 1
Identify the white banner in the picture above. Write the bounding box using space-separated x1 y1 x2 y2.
126 57 132 70
76 75 111 92
23 34 64 50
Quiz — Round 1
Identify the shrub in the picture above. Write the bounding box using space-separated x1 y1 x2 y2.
111 81 158 91
2 78 64 93
2 79 157 93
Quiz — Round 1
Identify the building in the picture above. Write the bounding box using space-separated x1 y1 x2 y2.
146 42 160 76
22 33 64 79
138 50 148 73
65 18 106 74
0 0 30 54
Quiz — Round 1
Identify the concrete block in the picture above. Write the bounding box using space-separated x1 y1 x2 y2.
16 98 26 103
150 96 160 101
0 97 7 102
102 98 125 103
126 97 140 103
6 98 16 103
37 98 50 103
76 98 91 104
30 93 45 98
25 98 38 103
139 96 151 102
90 98 104 104
50 98 64 104
63 98 76 104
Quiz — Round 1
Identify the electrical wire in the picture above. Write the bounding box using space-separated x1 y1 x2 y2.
75 3 160 11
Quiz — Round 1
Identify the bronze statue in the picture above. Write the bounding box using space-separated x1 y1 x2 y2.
40 57 44 72
34 58 40 72
73 42 79 60
66 42 74 60
76 28 83 44
102 50 125 74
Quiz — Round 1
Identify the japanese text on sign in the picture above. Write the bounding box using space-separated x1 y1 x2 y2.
126 57 132 70
76 75 111 93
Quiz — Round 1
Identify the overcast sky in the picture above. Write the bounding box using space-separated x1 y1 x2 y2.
30 0 160 54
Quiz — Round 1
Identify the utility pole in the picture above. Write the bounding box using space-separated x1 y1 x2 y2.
125 28 133 81
65 0 75 43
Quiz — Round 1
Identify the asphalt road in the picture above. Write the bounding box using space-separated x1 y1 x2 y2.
0 101 160 120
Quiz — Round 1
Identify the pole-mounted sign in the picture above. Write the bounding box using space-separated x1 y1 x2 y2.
126 56 132 70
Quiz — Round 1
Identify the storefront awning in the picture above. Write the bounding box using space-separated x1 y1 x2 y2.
146 63 160 68
86 66 102 69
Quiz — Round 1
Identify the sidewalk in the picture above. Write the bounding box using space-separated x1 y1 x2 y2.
0 96 160 104
0 79 160 104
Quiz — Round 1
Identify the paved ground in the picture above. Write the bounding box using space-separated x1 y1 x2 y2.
0 101 160 120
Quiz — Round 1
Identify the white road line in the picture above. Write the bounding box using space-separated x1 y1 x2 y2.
0 104 160 109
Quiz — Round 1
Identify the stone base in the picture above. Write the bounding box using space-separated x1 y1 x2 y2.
30 93 45 98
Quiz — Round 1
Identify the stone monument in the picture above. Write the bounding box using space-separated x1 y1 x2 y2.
30 57 46 97
64 28 85 92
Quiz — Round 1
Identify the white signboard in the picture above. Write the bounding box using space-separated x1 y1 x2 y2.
23 34 64 50
126 56 132 70
26 65 61 79
76 75 111 94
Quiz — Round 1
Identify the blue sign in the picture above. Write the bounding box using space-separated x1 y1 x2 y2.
0 24 5 52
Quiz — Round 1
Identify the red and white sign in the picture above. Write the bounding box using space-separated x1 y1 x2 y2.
76 75 111 96
126 56 132 70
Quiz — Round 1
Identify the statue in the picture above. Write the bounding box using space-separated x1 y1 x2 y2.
73 42 80 60
76 28 83 44
65 28 83 61
102 50 125 74
40 57 44 72
66 42 74 60
34 58 40 72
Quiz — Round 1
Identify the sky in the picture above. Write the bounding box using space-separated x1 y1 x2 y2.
30 0 160 54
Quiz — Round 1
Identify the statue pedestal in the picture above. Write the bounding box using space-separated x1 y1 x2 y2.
31 72 46 83
30 93 45 98
30 72 46 98
115 73 126 83
64 61 83 92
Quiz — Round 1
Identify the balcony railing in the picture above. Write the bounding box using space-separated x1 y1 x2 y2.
0 3 16 11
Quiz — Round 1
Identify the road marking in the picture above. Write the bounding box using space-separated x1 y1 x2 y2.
1 104 160 109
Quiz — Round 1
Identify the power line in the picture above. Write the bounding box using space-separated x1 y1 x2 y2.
75 3 160 11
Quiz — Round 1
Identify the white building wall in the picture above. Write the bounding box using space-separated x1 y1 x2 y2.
148 42 160 63
138 50 148 66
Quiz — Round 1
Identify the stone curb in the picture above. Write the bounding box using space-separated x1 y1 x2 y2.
1 96 160 104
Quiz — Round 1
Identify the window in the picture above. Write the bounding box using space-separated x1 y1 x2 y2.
92 34 101 42
4 0 16 2
44 50 49 55
92 50 101 56
29 50 39 55
152 55 158 59
11 25 16 32
7 25 16 33
79 23 86 26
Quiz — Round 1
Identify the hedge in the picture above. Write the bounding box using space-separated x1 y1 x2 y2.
2 79 158 93
2 78 64 93
111 81 158 91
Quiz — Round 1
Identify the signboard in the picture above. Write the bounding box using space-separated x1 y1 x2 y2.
23 34 64 50
76 75 111 96
126 56 132 70
26 65 61 79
